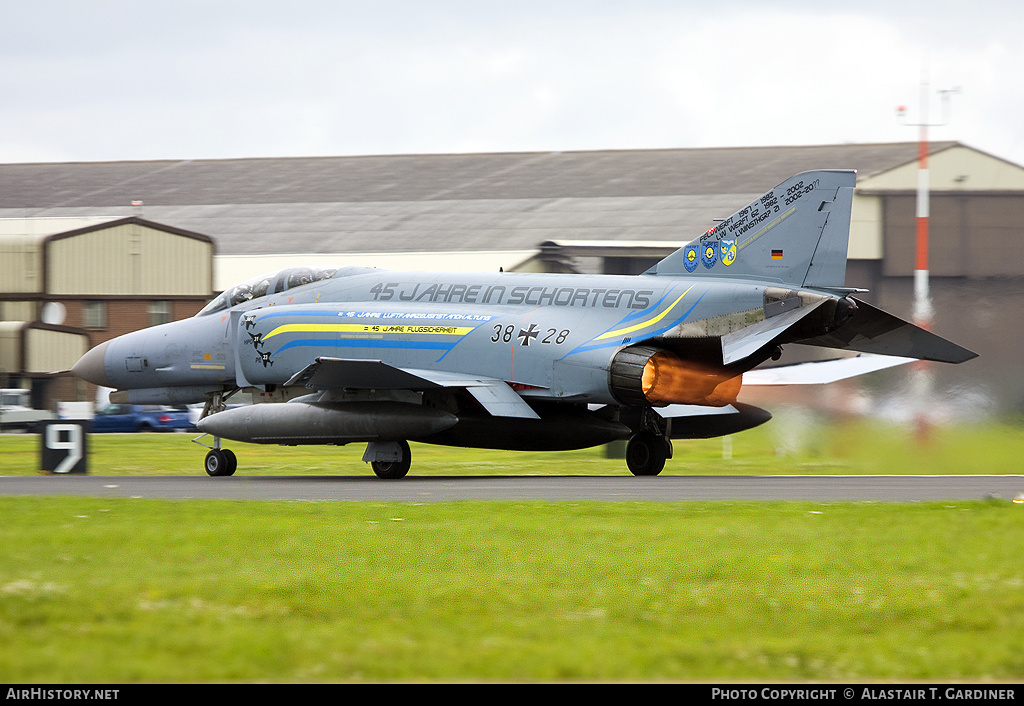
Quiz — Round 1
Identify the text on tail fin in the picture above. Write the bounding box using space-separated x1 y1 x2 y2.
646 170 857 288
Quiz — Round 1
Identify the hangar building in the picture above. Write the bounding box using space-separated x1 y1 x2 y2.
1 142 1022 413
0 217 214 405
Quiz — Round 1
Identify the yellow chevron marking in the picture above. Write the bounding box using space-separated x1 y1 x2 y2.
595 287 692 341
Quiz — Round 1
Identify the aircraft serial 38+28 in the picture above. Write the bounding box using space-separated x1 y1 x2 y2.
71 170 975 478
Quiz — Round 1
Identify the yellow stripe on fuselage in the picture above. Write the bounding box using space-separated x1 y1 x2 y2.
263 323 474 340
594 287 692 341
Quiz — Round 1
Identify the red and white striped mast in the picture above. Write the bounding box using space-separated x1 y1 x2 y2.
913 74 934 328
897 68 957 437
897 68 957 329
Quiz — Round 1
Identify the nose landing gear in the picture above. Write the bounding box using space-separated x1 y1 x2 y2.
195 389 238 476
204 447 237 477
193 430 236 477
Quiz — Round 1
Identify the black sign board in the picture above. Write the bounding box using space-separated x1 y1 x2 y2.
40 421 89 474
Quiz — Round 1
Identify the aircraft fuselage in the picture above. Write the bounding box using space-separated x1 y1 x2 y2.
81 267 828 407
69 170 974 477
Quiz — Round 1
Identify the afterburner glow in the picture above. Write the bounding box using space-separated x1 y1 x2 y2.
641 350 742 407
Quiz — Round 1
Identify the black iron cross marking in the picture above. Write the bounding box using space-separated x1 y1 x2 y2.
517 323 540 347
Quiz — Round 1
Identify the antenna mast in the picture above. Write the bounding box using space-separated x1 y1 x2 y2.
897 66 958 328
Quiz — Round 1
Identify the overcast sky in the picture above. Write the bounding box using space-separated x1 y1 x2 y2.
4 1 1023 167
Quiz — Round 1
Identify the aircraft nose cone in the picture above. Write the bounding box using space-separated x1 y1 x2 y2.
71 341 113 387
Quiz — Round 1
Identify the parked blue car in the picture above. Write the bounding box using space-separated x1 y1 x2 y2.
91 404 195 433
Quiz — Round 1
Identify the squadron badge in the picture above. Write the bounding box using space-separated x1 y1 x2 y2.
701 242 718 269
720 238 737 266
683 244 699 273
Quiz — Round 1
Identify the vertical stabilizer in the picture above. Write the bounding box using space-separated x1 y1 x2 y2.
646 170 856 289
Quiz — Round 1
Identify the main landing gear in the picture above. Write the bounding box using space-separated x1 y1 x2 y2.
625 431 672 476
367 439 412 480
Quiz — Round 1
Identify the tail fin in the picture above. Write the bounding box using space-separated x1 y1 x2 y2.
646 170 856 289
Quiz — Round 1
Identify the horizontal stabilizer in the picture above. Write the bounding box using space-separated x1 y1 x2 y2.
742 354 915 386
799 299 977 364
285 357 539 419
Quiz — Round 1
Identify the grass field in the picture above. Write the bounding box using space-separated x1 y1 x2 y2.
1 420 1023 682
2 417 1023 477
1 497 1022 682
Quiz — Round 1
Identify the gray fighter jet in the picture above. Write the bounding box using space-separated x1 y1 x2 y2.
71 170 975 478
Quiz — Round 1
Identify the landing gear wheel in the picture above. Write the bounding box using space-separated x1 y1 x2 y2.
371 440 411 479
625 432 670 476
205 448 237 477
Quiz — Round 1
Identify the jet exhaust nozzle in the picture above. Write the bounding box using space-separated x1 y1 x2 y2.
610 345 741 408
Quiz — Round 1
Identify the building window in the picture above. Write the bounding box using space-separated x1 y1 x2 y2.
83 300 107 329
148 300 172 326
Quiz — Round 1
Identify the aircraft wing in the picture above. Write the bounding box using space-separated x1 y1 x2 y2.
285 357 541 419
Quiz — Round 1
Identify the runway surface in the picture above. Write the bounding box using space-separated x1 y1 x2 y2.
2 474 1023 502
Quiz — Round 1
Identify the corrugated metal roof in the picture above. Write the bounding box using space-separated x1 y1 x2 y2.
2 143 948 207
0 142 959 256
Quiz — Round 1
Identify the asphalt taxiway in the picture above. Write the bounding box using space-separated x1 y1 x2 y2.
1 474 1022 502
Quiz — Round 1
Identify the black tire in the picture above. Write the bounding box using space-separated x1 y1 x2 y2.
204 449 236 477
222 449 237 476
625 432 669 476
371 440 411 479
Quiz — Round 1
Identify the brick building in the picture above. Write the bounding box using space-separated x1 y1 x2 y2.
0 217 214 407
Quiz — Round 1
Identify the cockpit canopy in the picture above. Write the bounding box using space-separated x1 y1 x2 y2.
198 266 363 316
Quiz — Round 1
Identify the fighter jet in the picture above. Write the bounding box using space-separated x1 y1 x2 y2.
71 170 975 478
